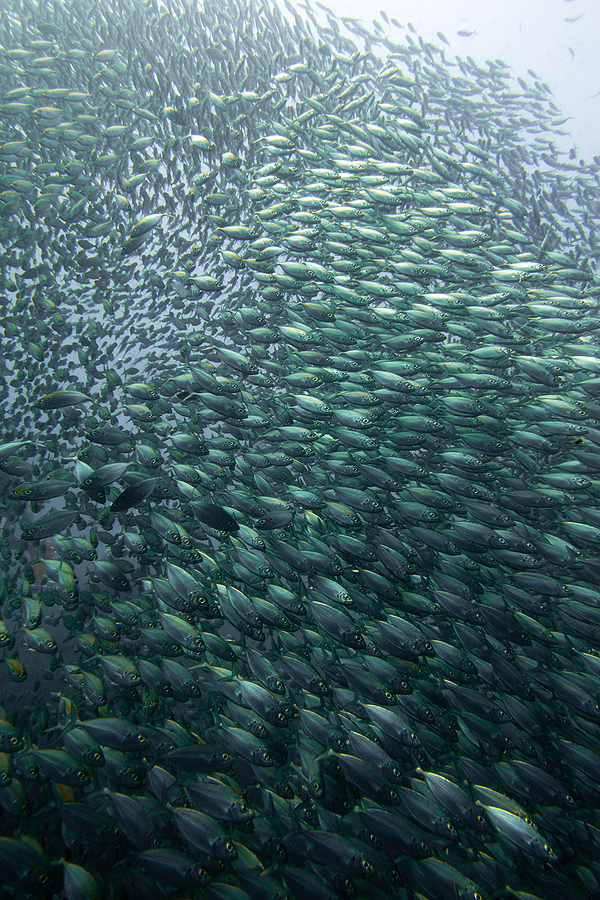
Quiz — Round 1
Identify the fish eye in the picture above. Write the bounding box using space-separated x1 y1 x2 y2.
77 770 88 780
565 794 574 804
384 691 393 701
226 842 235 852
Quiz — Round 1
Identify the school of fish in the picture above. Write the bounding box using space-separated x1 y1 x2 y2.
1 0 600 897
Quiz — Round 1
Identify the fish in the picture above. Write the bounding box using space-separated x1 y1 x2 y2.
190 501 239 532
20 510 78 541
34 391 92 410
0 0 599 898
110 478 158 511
